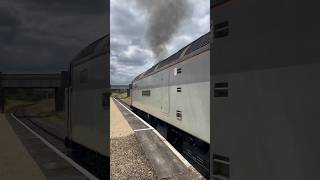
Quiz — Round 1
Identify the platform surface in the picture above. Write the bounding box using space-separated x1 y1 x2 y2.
3 112 90 180
110 97 133 138
113 98 205 179
0 113 46 180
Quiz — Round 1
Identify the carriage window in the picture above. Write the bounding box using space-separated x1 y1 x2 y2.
142 90 151 96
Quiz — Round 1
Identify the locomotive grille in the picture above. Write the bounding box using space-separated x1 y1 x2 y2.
214 82 228 97
176 110 182 120
214 21 229 38
142 90 151 96
177 68 182 74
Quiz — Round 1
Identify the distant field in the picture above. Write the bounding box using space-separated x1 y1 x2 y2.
111 93 131 106
26 98 65 125
5 99 34 112
111 92 129 99
5 98 64 125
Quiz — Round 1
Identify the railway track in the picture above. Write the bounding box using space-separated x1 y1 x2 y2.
14 107 65 141
115 97 210 179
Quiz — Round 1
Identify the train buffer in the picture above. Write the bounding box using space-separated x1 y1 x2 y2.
113 98 205 179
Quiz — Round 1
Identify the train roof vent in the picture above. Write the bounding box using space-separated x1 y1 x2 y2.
156 46 188 69
184 32 210 55
143 65 157 76
132 33 209 82
133 73 142 81
72 35 109 62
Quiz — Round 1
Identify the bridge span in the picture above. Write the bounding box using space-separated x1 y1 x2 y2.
0 72 69 112
111 84 130 97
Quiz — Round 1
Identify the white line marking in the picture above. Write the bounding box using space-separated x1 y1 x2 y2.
113 98 192 168
10 113 99 180
133 127 153 132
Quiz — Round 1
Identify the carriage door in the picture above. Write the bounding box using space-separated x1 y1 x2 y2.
161 70 169 114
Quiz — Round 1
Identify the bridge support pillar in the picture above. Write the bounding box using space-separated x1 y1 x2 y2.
127 89 130 97
55 71 69 112
0 72 4 113
55 87 65 112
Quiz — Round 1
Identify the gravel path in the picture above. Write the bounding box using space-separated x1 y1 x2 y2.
110 98 157 179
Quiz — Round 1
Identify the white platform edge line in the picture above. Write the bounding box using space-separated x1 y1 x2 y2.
133 127 153 132
10 113 99 180
113 98 154 129
113 98 192 168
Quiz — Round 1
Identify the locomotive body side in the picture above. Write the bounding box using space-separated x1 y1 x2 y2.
211 1 320 179
66 36 109 157
131 45 210 143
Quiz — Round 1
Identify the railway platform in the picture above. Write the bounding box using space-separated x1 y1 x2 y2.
0 113 45 180
112 98 205 179
110 97 157 179
0 113 91 180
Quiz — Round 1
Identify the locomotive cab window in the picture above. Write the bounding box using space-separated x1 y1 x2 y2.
142 90 151 96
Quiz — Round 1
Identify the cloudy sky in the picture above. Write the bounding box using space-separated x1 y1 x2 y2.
0 0 108 73
110 0 210 84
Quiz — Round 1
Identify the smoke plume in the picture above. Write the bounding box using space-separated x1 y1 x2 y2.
135 0 191 60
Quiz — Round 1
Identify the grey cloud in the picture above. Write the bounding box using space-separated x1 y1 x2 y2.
0 9 21 27
117 51 149 66
0 9 22 43
0 0 108 73
111 3 146 41
135 0 192 59
110 63 117 74
14 0 107 15
110 61 141 84
110 0 209 84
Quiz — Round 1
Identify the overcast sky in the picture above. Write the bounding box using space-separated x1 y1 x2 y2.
110 0 210 84
0 0 108 73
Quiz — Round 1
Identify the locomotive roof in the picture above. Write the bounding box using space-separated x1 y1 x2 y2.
70 34 109 67
133 32 210 82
